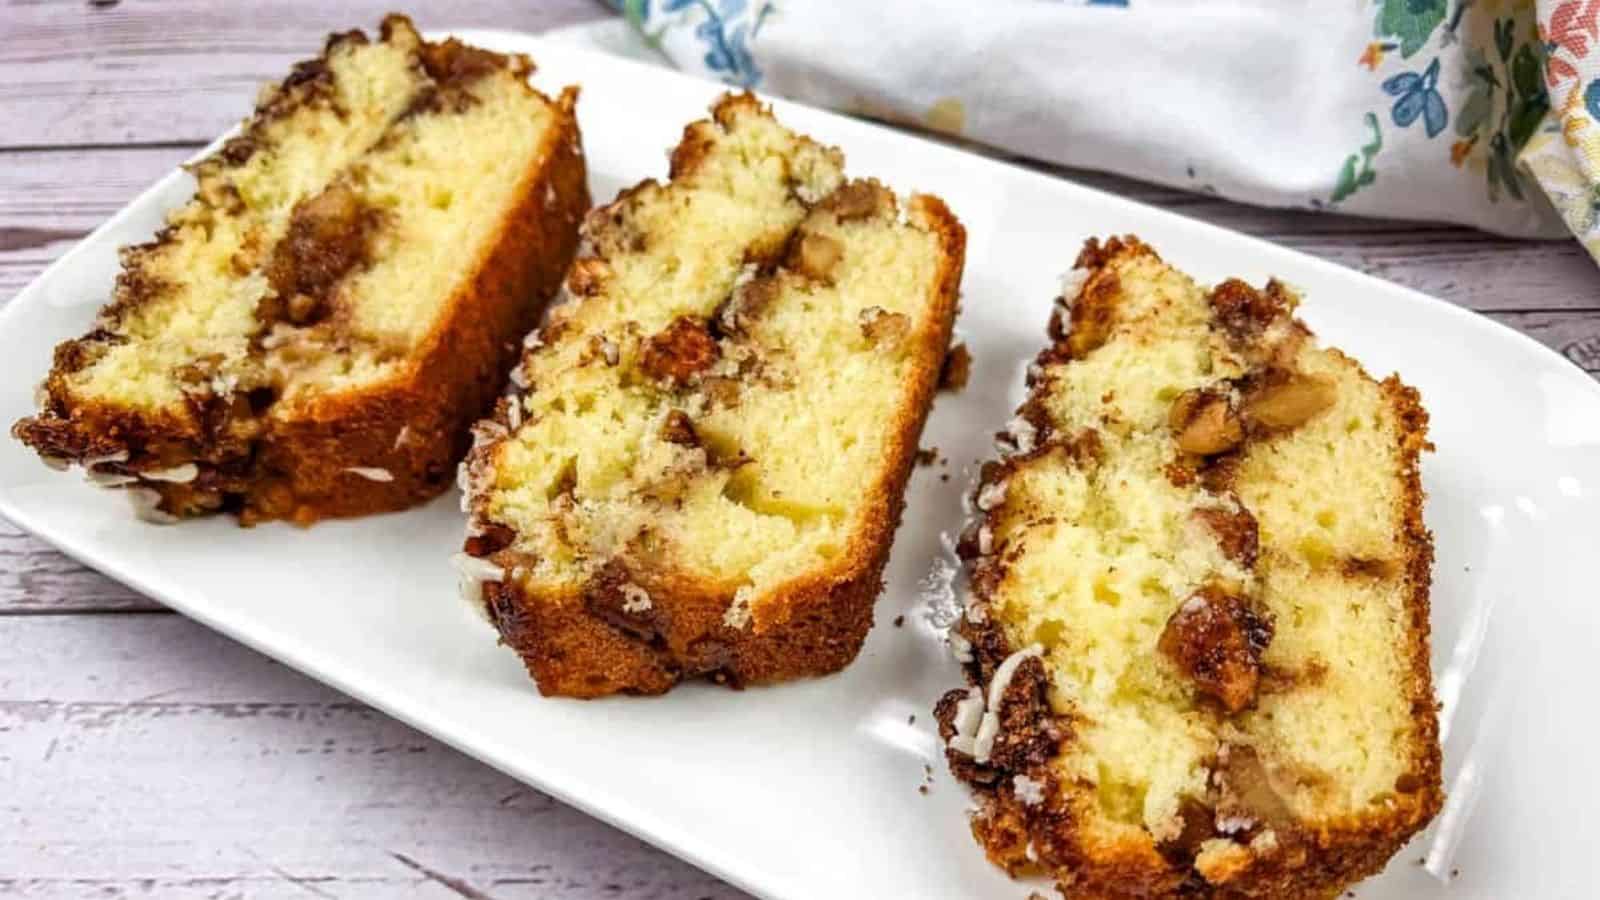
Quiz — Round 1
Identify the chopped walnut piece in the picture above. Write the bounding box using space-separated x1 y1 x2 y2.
1214 744 1296 835
1193 503 1260 568
1243 371 1336 430
1199 453 1241 492
567 257 610 296
788 231 843 281
1208 278 1287 346
822 180 893 220
717 276 778 337
1158 586 1273 713
660 409 699 446
639 317 719 385
1169 389 1244 456
700 375 741 408
860 306 911 344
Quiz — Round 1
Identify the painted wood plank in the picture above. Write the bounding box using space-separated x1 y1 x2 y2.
0 614 749 900
0 144 197 297
0 0 605 148
1493 309 1600 374
0 515 160 613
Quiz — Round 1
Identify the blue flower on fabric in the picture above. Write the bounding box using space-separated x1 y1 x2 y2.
1383 57 1448 138
1587 79 1600 122
665 0 766 88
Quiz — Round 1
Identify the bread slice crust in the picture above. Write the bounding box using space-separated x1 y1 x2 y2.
462 94 966 697
12 16 589 525
936 236 1441 898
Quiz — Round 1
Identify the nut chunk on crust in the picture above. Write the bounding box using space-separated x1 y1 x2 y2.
939 236 1441 898
12 15 588 525
459 93 967 698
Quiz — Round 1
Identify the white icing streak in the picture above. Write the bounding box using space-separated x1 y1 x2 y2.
947 687 985 757
946 643 1044 764
452 552 504 623
1001 415 1037 455
142 463 199 484
343 467 393 483
1058 265 1090 306
451 552 503 583
125 488 179 525
976 480 1008 512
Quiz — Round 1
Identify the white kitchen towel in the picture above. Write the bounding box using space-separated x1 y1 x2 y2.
550 0 1600 260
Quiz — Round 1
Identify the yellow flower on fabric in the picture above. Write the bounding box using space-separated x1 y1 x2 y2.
1358 42 1387 71
1552 89 1600 172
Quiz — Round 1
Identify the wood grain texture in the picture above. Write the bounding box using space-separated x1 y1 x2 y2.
0 516 160 612
0 615 746 900
0 0 603 148
1 1 1598 896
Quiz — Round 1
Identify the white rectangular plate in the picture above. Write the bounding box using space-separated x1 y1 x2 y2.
3 32 1599 900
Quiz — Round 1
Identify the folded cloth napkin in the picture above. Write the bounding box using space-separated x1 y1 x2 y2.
550 0 1600 262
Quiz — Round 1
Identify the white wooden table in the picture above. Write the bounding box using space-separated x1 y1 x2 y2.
3 2 1597 897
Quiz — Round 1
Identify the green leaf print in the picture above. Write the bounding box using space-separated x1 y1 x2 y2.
1509 93 1550 148
1379 0 1447 58
1456 86 1492 138
619 0 672 51
622 0 648 29
1488 134 1525 202
1332 112 1383 203
1511 44 1542 100
1494 18 1514 63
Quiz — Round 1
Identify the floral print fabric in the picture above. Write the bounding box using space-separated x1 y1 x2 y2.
1525 0 1600 259
568 1 1600 259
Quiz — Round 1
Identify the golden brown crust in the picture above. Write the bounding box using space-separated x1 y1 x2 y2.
237 90 588 525
12 27 588 526
484 191 967 698
939 235 1442 899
